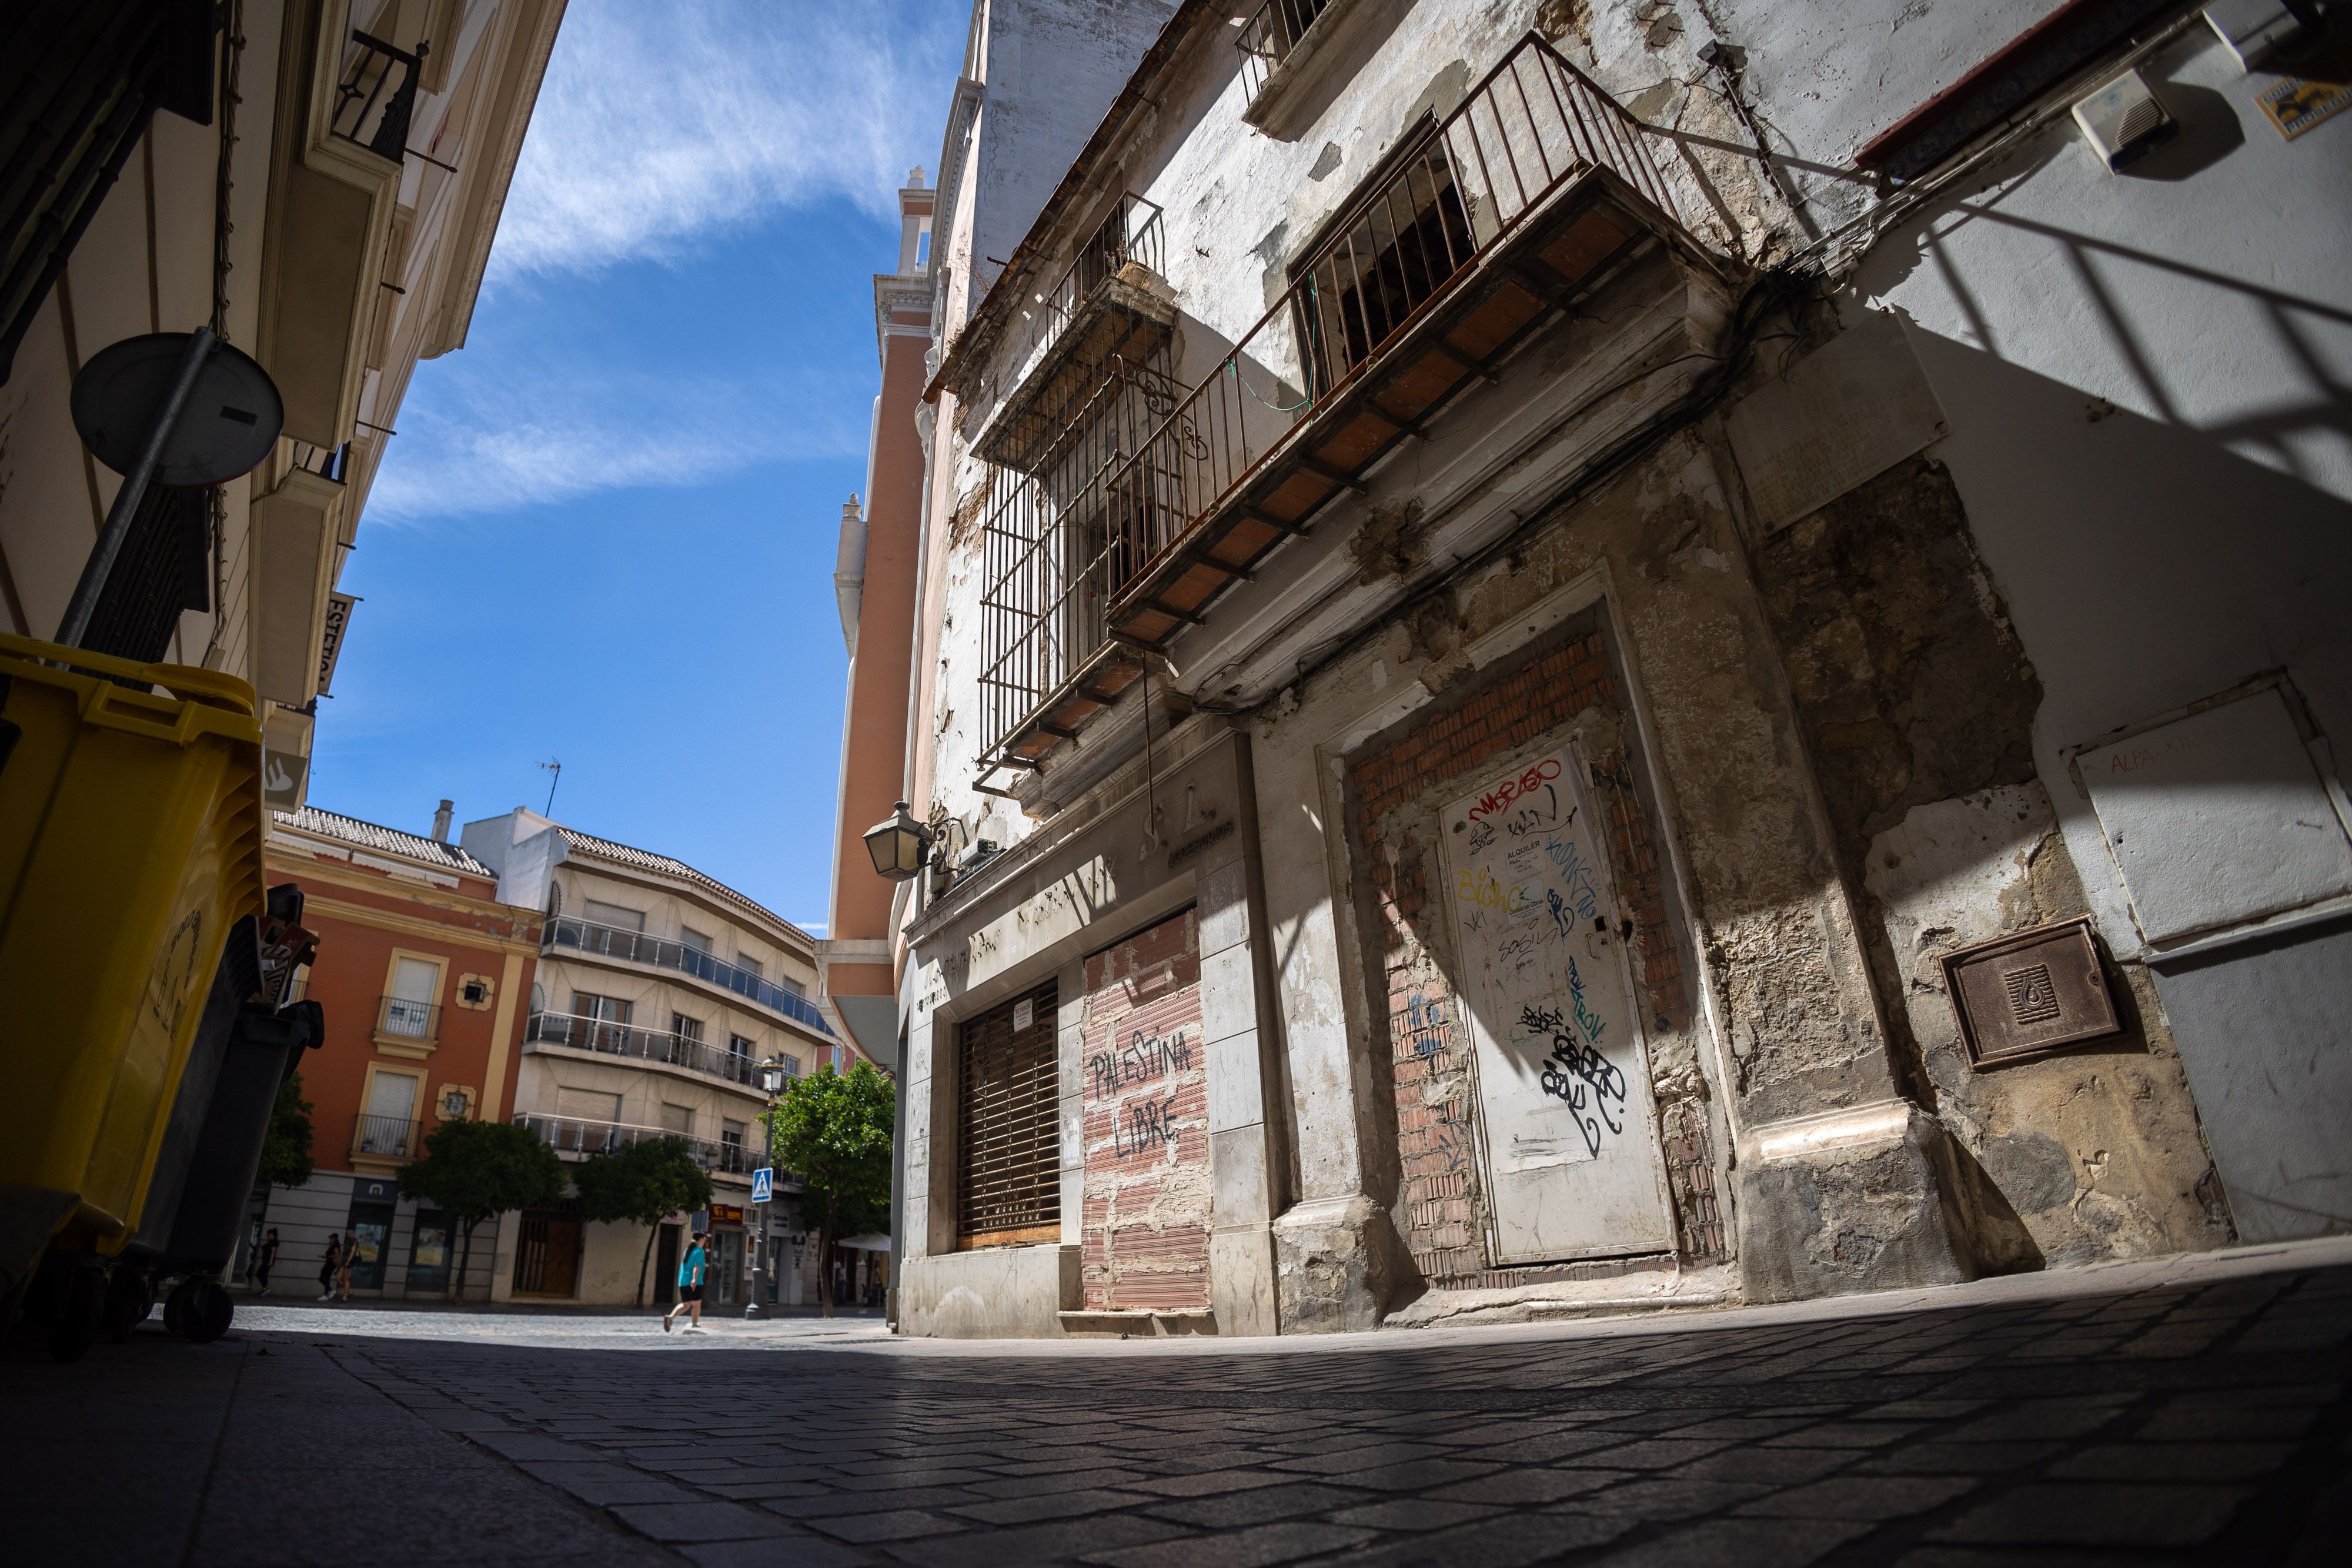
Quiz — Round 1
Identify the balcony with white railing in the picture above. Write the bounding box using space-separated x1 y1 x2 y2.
541 917 835 1036
974 31 1726 782
510 1114 727 1173
523 1010 764 1091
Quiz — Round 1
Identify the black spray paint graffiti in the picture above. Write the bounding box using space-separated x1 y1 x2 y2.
1091 1028 1193 1159
1113 1095 1181 1159
1519 959 1626 1159
1088 1028 1192 1101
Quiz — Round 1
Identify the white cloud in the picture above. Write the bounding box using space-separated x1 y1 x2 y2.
366 361 866 520
491 1 964 280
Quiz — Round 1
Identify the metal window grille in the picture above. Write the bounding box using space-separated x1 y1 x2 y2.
956 981 1060 1246
1 0 215 385
81 482 211 663
975 347 1178 771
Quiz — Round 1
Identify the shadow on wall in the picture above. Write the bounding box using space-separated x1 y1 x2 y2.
1896 325 2352 750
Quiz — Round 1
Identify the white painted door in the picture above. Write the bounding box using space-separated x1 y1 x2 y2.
1437 740 1676 1264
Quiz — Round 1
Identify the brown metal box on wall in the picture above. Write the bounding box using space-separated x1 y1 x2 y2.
1942 916 2122 1068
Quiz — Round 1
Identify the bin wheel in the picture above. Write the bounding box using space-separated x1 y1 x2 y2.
46 1265 102 1363
101 1266 149 1343
185 1279 233 1344
163 1278 194 1336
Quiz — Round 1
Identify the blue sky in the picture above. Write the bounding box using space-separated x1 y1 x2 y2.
313 2 968 932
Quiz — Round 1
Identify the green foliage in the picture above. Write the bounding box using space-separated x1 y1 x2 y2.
574 1136 714 1228
398 1118 566 1226
575 1136 716 1307
770 1061 894 1246
256 1071 315 1189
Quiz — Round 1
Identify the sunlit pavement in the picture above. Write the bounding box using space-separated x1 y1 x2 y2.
6 1241 2349 1566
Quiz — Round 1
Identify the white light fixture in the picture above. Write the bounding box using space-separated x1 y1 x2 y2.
2072 69 2177 172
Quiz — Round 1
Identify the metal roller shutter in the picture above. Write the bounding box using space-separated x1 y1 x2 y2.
956 979 1060 1247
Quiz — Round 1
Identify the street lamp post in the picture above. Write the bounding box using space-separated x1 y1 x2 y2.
746 1059 787 1319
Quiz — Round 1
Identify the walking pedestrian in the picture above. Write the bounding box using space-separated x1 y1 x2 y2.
336 1227 358 1301
662 1231 710 1333
316 1233 340 1301
252 1228 279 1295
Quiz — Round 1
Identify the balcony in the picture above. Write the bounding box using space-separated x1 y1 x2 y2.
1236 0 1342 106
542 917 835 1035
975 32 1717 778
980 193 1171 474
351 1113 423 1162
330 30 427 165
374 995 440 1059
524 1011 764 1092
510 1113 726 1172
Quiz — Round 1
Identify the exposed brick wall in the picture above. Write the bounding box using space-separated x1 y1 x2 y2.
1349 627 1725 1290
1077 910 1210 1311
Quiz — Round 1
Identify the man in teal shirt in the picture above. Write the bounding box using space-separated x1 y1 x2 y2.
663 1231 710 1333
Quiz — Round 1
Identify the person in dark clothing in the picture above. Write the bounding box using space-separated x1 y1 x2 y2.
251 1228 279 1294
317 1233 341 1302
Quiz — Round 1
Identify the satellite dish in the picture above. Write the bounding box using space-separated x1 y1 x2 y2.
71 332 285 486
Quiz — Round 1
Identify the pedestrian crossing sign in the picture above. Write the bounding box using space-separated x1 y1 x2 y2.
751 1167 773 1203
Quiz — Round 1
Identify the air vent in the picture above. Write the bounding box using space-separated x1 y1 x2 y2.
2072 69 2178 171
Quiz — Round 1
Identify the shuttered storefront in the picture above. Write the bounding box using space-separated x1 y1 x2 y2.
956 979 1061 1247
1080 910 1210 1310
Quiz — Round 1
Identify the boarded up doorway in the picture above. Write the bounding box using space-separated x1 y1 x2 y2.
1079 908 1209 1310
1435 740 1675 1265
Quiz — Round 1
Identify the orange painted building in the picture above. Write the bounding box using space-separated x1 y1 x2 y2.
253 804 539 1299
818 171 934 1068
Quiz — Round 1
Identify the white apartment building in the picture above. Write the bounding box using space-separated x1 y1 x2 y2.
463 809 843 1308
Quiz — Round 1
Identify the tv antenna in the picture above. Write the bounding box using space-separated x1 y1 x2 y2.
540 758 562 814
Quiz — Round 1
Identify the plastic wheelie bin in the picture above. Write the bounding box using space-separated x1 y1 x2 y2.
0 630 267 1336
128 884 322 1346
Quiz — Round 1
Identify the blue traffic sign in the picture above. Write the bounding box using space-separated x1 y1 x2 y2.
751 1167 773 1203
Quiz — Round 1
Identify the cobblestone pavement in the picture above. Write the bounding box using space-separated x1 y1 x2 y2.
6 1245 2348 1566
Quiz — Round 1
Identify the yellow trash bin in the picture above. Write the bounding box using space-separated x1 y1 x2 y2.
0 631 266 1298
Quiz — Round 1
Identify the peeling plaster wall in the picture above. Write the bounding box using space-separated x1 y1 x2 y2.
1756 454 2230 1271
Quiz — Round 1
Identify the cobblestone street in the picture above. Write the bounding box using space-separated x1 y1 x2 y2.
8 1243 2348 1566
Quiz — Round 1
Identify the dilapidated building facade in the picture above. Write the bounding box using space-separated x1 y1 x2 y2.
870 0 2352 1336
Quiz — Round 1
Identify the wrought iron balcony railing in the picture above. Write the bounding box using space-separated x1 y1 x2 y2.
1029 193 1164 367
291 440 349 483
331 30 427 164
524 1010 764 1090
975 32 1697 777
542 917 835 1035
1235 0 1339 103
377 994 440 1042
510 1114 723 1170
352 1113 422 1160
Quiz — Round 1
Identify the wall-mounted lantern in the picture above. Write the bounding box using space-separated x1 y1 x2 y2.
862 800 934 881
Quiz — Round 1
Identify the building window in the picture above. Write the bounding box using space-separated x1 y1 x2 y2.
780 975 806 1000
661 1103 694 1138
721 1119 746 1174
583 899 645 931
682 927 713 953
672 1013 705 1043
572 991 630 1022
735 952 764 980
956 979 1060 1247
729 1033 756 1060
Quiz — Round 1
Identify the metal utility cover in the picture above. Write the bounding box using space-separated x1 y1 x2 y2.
1942 917 2120 1067
2077 687 2352 947
1725 309 1949 532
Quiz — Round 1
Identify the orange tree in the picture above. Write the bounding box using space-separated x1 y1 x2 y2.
767 1061 892 1316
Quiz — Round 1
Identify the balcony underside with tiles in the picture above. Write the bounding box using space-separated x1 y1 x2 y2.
973 34 1738 785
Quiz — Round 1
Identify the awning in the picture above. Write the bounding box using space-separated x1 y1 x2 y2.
835 1233 892 1252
